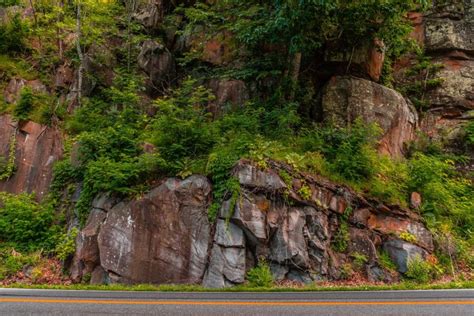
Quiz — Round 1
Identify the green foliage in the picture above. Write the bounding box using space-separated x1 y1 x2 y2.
298 120 381 182
398 53 444 110
0 13 28 54
408 153 474 237
246 260 273 288
400 232 417 243
378 250 397 272
332 208 353 253
13 87 34 121
405 255 433 284
150 79 217 172
297 184 312 200
0 193 60 252
465 121 474 146
351 252 368 269
55 228 79 261
0 129 16 181
0 249 41 280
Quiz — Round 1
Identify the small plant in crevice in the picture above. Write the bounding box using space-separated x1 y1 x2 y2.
297 183 312 200
246 259 274 288
351 252 368 270
399 232 417 244
332 207 353 253
378 250 397 272
0 128 16 181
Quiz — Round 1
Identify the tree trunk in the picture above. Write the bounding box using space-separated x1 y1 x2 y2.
287 52 302 101
75 0 84 107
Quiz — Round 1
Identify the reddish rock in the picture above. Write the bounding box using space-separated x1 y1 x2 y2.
322 76 418 158
367 212 433 251
208 79 249 115
54 64 74 90
4 77 47 104
201 31 235 65
0 115 63 201
70 209 107 282
325 39 385 81
410 192 422 209
97 176 212 284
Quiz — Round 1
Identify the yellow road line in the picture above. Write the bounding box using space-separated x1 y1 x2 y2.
0 298 473 306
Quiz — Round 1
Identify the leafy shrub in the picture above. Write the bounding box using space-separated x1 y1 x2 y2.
13 87 34 121
351 252 368 269
378 250 397 272
405 255 433 283
408 153 474 237
0 193 60 251
150 79 217 171
0 249 41 280
55 228 79 261
299 120 381 182
0 13 28 54
400 232 417 243
246 260 273 288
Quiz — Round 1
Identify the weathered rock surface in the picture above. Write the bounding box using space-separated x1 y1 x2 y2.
71 176 212 284
203 160 433 287
383 239 428 273
3 77 47 104
138 40 176 89
0 115 63 201
322 76 418 157
207 79 249 115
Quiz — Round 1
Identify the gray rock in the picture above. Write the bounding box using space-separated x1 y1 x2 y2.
269 208 310 269
383 240 428 274
203 244 246 288
138 40 175 87
233 162 287 192
287 269 313 285
215 219 245 248
269 263 289 281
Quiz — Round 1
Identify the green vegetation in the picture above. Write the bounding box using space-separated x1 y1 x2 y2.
405 255 436 284
246 260 274 288
332 208 352 253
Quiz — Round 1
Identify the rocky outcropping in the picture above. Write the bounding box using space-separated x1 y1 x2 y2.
72 160 433 287
71 176 212 284
321 76 418 157
0 115 63 201
138 39 176 90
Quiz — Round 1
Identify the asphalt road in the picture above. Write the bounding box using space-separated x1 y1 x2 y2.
0 288 473 316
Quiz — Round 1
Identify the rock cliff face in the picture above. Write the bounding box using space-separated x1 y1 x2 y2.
397 0 473 139
0 115 63 201
321 76 418 157
71 176 212 284
71 160 433 287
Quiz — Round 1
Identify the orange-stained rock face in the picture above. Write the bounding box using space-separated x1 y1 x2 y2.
201 31 235 66
367 212 433 251
0 115 63 201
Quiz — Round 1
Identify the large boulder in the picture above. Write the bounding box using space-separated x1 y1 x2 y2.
96 176 212 284
322 76 418 157
138 40 176 89
383 239 428 274
0 115 63 201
